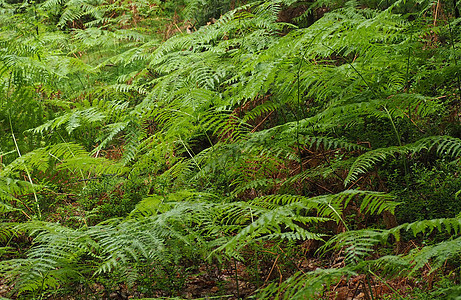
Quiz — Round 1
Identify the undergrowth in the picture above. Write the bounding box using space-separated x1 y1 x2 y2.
1 0 461 298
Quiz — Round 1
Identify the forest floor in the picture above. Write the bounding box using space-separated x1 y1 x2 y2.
0 255 429 300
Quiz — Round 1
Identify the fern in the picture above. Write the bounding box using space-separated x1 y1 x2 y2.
257 214 461 298
1 143 127 183
256 267 356 299
320 215 461 273
345 135 461 185
1 0 461 297
216 190 397 256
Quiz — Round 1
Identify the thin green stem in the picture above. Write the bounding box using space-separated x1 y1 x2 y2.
384 106 410 181
405 28 413 91
9 117 41 219
322 43 378 98
233 258 240 299
178 135 201 171
327 202 349 231
447 19 461 105
295 34 323 173
368 269 405 300
383 106 402 147
366 273 375 300
59 133 87 186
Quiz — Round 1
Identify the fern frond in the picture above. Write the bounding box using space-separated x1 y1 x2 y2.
321 216 461 273
33 108 106 135
217 191 396 257
1 143 126 179
216 204 327 257
257 267 356 300
0 176 36 202
345 136 461 185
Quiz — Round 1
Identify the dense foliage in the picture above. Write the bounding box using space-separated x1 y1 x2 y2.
1 0 461 298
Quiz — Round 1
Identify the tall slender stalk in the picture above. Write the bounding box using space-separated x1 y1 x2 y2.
384 106 410 180
447 19 461 105
9 117 41 219
405 25 414 92
233 258 240 299
295 33 323 173
321 43 379 98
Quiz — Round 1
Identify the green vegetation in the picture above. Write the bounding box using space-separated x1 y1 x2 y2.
1 0 461 298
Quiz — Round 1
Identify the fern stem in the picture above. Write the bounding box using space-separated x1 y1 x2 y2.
294 33 323 174
383 107 402 147
447 18 461 106
178 135 202 171
366 273 375 300
57 133 87 185
76 74 86 90
9 117 41 219
203 129 215 150
34 4 39 36
321 151 345 182
197 113 215 156
327 202 349 232
233 258 240 299
37 271 49 300
295 37 319 173
368 269 405 300
321 43 378 98
296 59 303 173
383 106 409 178
405 26 413 91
